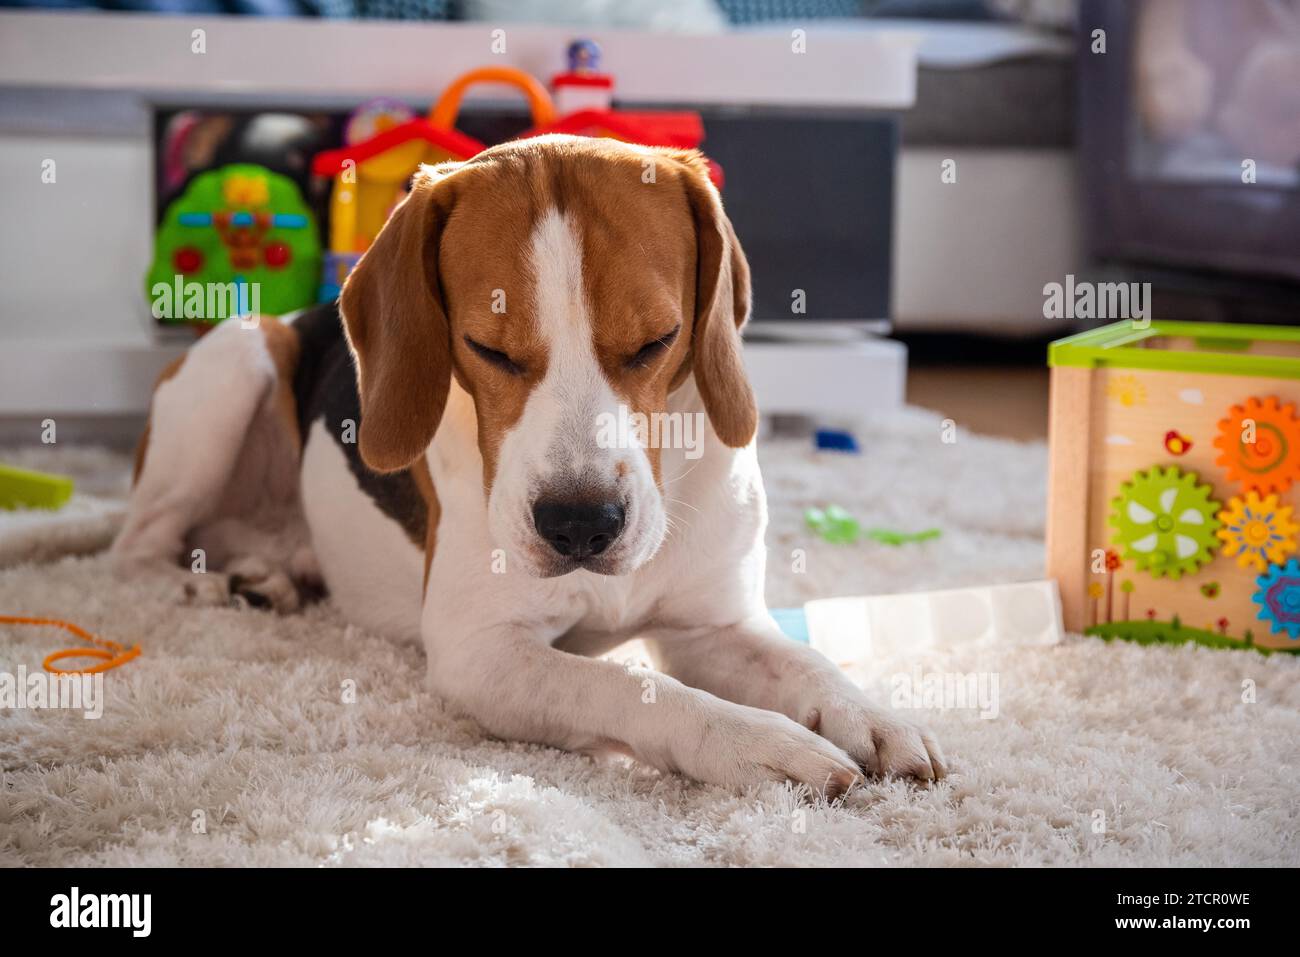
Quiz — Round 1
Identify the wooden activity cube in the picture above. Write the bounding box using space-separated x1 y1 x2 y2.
1047 321 1300 653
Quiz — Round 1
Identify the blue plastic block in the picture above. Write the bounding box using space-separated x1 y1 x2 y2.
814 429 860 453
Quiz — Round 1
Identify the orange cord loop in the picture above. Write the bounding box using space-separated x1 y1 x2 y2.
0 615 141 674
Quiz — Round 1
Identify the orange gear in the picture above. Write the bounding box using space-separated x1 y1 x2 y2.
1214 396 1300 495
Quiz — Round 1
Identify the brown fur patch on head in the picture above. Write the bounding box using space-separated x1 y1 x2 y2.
563 145 699 485
564 142 757 475
433 150 552 492
433 136 697 490
342 136 754 489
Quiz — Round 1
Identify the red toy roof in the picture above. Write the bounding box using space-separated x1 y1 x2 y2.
312 110 723 189
551 72 615 89
312 119 485 177
519 109 704 150
519 110 722 187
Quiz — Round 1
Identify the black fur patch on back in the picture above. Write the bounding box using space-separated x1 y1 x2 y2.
291 303 428 548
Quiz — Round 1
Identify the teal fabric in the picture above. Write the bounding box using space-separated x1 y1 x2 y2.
771 607 810 644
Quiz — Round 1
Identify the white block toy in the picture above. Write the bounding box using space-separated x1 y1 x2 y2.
805 579 1063 668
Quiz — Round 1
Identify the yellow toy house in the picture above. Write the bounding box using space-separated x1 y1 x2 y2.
311 68 554 299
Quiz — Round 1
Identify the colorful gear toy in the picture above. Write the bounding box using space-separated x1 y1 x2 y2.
1109 466 1222 579
1253 558 1300 640
1217 492 1299 572
1213 396 1300 495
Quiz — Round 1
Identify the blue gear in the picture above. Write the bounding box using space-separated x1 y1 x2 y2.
1254 558 1300 640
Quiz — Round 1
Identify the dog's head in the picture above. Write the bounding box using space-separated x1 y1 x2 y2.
339 135 755 578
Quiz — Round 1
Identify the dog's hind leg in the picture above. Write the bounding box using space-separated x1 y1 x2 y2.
111 318 314 612
113 321 278 570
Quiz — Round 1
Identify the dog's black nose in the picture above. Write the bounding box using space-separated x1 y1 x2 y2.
533 501 625 560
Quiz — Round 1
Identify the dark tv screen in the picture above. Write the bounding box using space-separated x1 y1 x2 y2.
698 113 896 324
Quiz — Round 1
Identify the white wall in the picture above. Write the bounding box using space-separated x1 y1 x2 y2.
0 132 183 420
894 148 1082 335
0 133 154 345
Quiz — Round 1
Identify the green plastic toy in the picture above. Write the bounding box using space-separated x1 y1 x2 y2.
804 505 941 547
865 527 942 546
146 164 321 324
804 505 860 543
0 464 74 511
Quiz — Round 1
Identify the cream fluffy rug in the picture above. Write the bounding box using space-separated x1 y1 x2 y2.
2 408 1298 867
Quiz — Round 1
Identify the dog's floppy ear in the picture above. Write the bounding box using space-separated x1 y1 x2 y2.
672 152 758 449
340 165 457 473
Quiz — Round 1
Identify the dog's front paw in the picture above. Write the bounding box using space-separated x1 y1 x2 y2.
688 705 863 799
815 697 946 783
183 573 231 607
226 557 301 614
181 556 303 614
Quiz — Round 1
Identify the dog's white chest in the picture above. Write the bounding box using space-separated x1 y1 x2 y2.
300 419 424 642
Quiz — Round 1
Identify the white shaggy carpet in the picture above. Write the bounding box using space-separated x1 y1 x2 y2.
2 408 1298 867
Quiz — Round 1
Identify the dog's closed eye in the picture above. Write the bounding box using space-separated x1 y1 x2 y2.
625 325 681 370
464 336 526 376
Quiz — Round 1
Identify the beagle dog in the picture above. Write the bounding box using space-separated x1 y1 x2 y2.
112 135 944 795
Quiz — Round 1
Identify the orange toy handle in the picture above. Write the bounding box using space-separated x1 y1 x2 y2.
429 66 556 132
0 614 141 674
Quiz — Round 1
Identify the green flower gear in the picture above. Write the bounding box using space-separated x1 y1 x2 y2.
1109 466 1222 579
